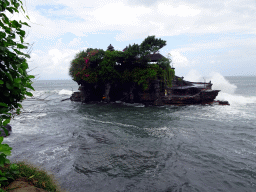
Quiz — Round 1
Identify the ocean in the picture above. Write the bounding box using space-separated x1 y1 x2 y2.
3 75 256 192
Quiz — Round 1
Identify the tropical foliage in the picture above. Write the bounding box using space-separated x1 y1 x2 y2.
0 0 34 187
69 36 174 91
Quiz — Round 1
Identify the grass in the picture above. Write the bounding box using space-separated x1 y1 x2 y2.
0 161 65 192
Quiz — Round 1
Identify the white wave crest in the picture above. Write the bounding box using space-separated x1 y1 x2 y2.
216 92 256 105
185 70 256 105
58 89 73 95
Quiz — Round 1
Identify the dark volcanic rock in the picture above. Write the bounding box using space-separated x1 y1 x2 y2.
0 124 12 137
70 91 81 102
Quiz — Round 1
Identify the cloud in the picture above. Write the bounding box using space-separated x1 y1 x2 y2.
15 0 256 43
68 38 83 48
28 47 86 80
157 4 201 17
170 50 190 68
4 0 256 78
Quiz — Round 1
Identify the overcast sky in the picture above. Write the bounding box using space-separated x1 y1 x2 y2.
8 0 256 80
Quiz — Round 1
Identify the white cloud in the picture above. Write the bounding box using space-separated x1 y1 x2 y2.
4 0 256 78
91 2 151 25
18 0 256 43
28 48 83 79
170 50 189 68
157 4 201 17
68 38 83 47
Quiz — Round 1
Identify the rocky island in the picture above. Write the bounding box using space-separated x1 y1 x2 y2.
69 36 228 106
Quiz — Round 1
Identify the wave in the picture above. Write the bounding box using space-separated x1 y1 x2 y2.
83 116 139 128
185 70 256 105
58 89 73 95
30 89 73 98
216 92 256 105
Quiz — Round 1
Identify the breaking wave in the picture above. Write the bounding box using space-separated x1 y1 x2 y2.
58 89 73 95
185 70 256 105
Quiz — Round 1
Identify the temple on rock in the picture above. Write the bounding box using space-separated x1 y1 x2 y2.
69 36 227 106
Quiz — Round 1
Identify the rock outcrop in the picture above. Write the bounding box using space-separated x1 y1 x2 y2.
5 180 48 192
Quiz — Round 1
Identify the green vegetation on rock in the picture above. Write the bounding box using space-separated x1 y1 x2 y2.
1 162 63 191
69 36 175 91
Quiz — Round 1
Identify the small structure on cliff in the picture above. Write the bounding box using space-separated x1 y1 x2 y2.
107 44 115 51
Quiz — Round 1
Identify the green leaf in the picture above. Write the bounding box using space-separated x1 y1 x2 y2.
0 137 3 144
0 156 5 167
0 103 8 107
25 92 33 97
20 36 24 43
11 20 21 28
10 6 19 13
28 75 35 79
13 82 21 88
14 78 21 84
19 21 30 27
17 44 27 49
0 156 4 167
2 2 7 9
6 82 12 90
26 15 30 20
24 53 30 58
25 83 35 91
21 62 28 70
6 73 13 81
3 119 10 126
6 7 13 14
6 0 10 6
10 164 18 170
5 27 11 34
14 3 20 8
21 5 25 13
0 144 12 156
0 21 5 29
13 48 22 55
0 31 6 38
5 158 10 164
0 177 8 181
17 29 25 37
0 80 3 84
18 67 23 74
0 107 9 113
2 14 10 24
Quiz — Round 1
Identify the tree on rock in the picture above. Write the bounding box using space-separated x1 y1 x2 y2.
69 35 174 103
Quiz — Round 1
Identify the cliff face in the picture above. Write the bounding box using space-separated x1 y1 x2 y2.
71 79 164 105
70 76 221 106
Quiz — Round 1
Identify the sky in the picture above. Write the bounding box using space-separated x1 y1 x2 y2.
6 0 256 80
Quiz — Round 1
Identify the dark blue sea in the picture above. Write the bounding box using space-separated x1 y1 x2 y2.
4 75 256 192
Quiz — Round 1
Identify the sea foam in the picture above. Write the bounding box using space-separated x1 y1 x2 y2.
185 70 256 105
58 89 73 95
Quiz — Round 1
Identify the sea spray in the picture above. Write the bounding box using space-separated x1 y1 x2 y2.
185 70 256 105
59 89 73 95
